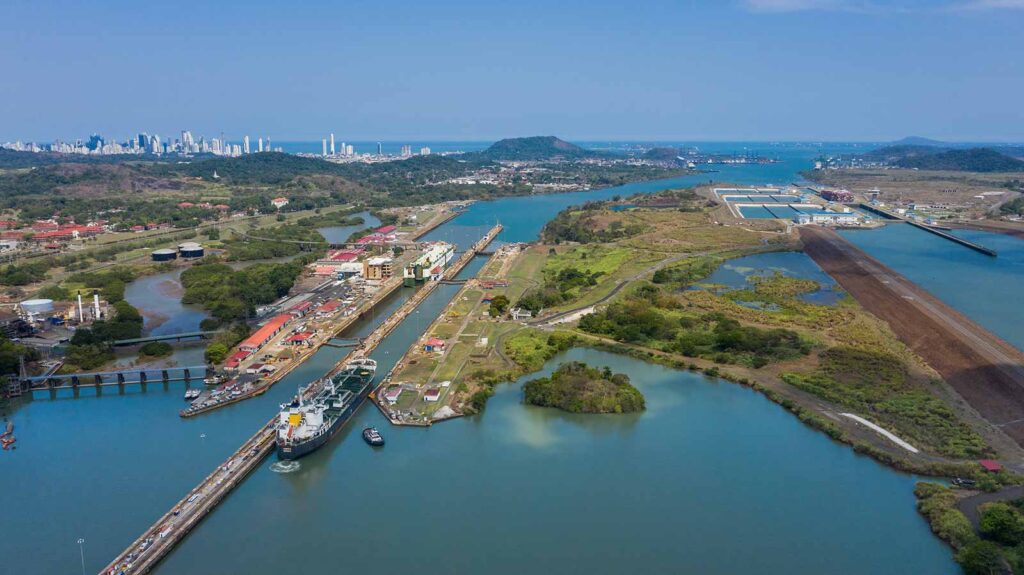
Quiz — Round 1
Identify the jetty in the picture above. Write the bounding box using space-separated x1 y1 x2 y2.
100 224 501 575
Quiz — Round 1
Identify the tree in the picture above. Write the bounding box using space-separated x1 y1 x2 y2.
489 295 510 317
980 503 1024 546
205 342 229 364
956 540 1004 575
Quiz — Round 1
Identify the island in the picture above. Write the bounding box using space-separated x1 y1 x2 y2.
523 361 645 414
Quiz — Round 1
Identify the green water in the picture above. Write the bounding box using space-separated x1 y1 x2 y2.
0 145 964 574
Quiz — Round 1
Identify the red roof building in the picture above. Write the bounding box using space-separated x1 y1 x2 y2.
286 332 314 345
327 248 365 261
316 301 341 315
424 337 446 352
375 224 397 234
979 459 1003 472
225 350 252 369
288 301 314 317
178 202 195 208
238 314 291 353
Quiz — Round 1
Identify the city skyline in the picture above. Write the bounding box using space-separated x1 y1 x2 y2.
1 0 1022 142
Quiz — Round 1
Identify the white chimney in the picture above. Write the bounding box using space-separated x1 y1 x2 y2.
77 294 84 322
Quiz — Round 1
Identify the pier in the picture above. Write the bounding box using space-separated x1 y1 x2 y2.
100 224 502 575
858 203 997 256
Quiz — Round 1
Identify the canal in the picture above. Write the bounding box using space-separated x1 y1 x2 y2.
0 145 978 573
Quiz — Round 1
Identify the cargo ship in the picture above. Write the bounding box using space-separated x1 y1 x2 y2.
275 358 377 460
403 241 455 286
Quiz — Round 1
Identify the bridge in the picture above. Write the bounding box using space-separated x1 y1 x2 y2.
112 331 222 347
14 365 213 398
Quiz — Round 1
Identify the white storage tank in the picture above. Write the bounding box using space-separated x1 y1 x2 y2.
21 298 54 314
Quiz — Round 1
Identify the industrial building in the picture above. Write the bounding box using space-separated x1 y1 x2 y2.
794 211 861 226
238 314 292 354
363 257 393 281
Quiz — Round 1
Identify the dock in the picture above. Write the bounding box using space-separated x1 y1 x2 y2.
100 224 502 575
858 203 997 256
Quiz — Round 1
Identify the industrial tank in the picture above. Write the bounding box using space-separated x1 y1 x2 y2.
178 242 204 259
21 298 54 314
151 248 178 262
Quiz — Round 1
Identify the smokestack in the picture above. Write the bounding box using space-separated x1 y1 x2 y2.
94 294 100 318
77 294 84 322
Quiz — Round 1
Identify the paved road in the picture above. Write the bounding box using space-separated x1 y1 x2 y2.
957 485 1024 531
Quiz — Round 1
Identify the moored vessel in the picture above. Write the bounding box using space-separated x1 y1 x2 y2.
403 242 455 286
275 358 377 460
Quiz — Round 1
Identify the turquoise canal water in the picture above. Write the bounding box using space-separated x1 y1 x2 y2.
839 224 1024 352
0 145 969 574
156 347 957 575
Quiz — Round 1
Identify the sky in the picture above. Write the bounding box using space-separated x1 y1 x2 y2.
1 0 1022 143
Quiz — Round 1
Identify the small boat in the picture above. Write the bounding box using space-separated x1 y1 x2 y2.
184 389 201 401
362 427 385 447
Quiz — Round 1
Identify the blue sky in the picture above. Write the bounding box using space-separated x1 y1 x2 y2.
1 0 1021 142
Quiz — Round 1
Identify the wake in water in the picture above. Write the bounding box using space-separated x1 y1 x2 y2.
269 461 301 474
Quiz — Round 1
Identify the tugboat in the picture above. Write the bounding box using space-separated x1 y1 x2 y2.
362 426 385 447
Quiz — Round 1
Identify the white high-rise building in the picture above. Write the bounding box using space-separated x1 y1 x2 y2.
346 144 353 156
329 133 335 155
243 135 250 154
322 139 327 156
257 137 264 153
420 147 431 155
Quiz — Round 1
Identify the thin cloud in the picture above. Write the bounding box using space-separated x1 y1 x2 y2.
953 0 1024 9
743 0 1024 10
743 0 851 11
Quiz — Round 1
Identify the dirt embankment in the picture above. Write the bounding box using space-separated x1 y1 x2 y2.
799 226 1024 447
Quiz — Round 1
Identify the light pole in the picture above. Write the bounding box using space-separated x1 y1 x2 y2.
77 538 85 575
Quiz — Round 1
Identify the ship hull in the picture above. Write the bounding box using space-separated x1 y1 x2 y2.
276 373 374 460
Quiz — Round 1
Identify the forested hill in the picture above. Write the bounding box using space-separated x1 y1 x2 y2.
472 136 606 161
865 145 1024 172
160 152 351 184
895 148 1024 172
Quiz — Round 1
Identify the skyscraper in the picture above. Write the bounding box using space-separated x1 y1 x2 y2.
258 137 264 153
377 142 382 155
329 133 335 155
322 139 327 156
243 136 250 154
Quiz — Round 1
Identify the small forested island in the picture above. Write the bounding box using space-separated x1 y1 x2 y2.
523 361 645 414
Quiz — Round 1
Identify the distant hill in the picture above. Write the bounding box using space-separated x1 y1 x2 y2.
895 148 1024 172
890 136 949 147
474 136 602 161
864 145 946 163
641 147 686 162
